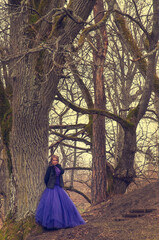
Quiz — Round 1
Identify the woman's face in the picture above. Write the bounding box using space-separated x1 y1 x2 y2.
51 157 58 166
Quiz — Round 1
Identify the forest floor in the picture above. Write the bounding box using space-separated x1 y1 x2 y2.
25 180 159 240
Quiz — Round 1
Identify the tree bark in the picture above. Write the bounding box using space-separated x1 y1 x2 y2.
113 126 136 193
91 0 108 204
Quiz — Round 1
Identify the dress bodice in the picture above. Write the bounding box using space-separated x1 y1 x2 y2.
55 166 61 185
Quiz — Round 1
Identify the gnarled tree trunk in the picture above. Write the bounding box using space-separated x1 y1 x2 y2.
3 0 96 220
113 126 136 193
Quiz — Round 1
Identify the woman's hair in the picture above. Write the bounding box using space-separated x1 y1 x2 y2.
49 155 59 166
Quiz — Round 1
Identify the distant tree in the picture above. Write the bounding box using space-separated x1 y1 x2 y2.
104 0 159 193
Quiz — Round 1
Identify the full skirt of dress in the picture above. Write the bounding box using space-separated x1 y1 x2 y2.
35 185 86 229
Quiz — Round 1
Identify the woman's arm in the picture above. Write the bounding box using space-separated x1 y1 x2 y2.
44 166 51 185
56 164 64 175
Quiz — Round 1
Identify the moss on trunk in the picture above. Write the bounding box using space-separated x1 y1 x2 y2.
0 81 12 175
0 215 42 240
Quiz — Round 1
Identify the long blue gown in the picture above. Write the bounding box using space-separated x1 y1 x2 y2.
35 168 86 229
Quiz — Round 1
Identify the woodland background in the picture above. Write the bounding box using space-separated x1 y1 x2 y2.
0 0 159 238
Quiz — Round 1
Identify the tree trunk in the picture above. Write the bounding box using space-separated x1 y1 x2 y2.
6 0 96 220
10 107 49 219
113 126 136 194
92 115 107 203
91 0 108 204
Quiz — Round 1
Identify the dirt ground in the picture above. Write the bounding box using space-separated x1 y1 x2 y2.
26 180 159 240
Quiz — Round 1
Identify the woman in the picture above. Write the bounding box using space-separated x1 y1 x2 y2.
35 155 86 229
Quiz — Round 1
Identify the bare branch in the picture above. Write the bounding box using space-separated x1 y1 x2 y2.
49 124 86 130
64 167 92 171
49 130 91 145
64 186 91 203
56 91 134 129
114 9 150 39
58 142 91 151
132 42 159 62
